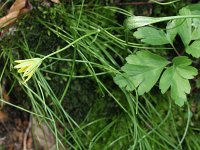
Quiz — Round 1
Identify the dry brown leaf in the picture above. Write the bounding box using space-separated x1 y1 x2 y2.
8 0 27 13
8 144 14 150
2 89 10 102
0 0 32 28
0 79 10 103
51 0 60 4
32 117 65 150
26 132 33 149
0 111 8 121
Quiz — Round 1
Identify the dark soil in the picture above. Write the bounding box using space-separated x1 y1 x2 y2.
0 81 31 150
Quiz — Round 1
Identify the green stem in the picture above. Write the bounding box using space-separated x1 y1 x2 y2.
150 0 180 5
42 29 100 60
126 15 200 30
154 15 200 23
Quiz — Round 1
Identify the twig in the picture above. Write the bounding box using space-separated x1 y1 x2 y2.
23 115 32 150
115 2 151 6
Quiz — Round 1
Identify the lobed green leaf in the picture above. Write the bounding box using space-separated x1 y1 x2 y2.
186 40 200 58
177 7 192 46
114 51 169 95
159 56 197 106
114 74 136 91
133 27 170 45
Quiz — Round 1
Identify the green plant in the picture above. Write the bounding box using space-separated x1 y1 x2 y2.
114 4 200 106
1 1 200 149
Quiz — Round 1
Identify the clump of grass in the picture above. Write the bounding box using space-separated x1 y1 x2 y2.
0 0 200 149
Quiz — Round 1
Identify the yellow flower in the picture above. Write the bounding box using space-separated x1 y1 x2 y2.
14 58 42 82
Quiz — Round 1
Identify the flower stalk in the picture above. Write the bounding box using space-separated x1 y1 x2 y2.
14 29 100 82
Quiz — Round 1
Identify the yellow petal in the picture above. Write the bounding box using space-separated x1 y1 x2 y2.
15 58 40 63
18 67 28 73
14 61 33 68
15 59 27 63
24 71 34 83
22 64 36 77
